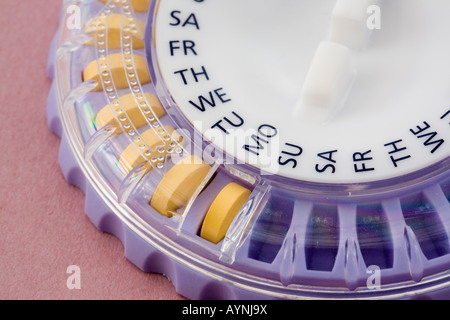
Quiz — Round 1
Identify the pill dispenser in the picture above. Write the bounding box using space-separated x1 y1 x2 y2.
47 0 450 299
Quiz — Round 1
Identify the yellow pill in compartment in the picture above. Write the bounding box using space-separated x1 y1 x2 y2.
119 126 181 173
95 93 165 130
86 13 145 49
98 0 151 13
200 183 252 244
83 53 151 91
151 156 211 218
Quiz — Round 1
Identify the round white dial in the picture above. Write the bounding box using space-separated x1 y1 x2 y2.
153 0 450 183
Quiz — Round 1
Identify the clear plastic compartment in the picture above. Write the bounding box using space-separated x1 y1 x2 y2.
47 0 450 299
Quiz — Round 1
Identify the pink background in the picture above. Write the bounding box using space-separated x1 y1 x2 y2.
0 0 184 300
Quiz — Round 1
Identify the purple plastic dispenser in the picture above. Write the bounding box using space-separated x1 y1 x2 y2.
46 0 450 299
